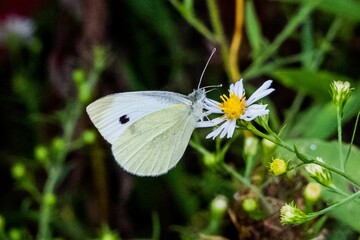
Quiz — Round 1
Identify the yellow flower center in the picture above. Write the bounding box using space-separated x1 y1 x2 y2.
218 93 246 120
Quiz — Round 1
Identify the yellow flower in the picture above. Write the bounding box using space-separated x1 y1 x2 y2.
269 158 287 176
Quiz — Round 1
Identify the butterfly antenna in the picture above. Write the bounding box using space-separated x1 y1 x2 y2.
204 84 222 94
198 48 216 89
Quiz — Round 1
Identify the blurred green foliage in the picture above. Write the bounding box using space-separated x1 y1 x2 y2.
0 0 360 239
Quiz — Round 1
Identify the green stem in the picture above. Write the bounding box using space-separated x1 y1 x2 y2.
207 0 231 79
308 189 360 218
169 0 216 42
281 93 305 138
345 111 360 167
244 0 321 77
246 123 360 188
311 17 343 70
244 156 255 179
37 47 106 240
37 166 64 239
336 106 344 171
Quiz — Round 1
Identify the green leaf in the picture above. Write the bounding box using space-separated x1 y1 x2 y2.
277 139 360 231
270 69 353 102
286 0 360 22
245 0 263 57
301 18 314 69
318 0 360 22
289 87 360 139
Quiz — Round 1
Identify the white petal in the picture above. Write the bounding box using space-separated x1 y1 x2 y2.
241 104 269 121
226 121 236 138
219 120 236 138
204 98 223 114
196 116 225 128
231 79 244 97
246 80 274 106
219 121 231 138
206 123 226 139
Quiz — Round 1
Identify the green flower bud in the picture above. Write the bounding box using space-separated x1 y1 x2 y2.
243 136 259 158
44 193 57 206
82 130 96 144
330 80 353 115
210 195 228 220
9 228 22 240
0 215 5 231
203 152 220 167
34 145 48 162
72 69 86 86
11 163 26 179
305 158 332 187
330 80 352 105
303 182 321 203
100 232 118 240
52 137 65 152
262 138 276 154
79 84 92 103
242 198 258 212
280 202 310 225
93 46 107 71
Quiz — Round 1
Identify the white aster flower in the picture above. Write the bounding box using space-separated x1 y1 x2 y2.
204 79 274 139
0 15 35 45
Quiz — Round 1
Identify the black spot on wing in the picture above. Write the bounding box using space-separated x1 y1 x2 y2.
119 114 130 124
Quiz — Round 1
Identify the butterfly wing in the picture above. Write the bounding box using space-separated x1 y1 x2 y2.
111 104 196 176
86 91 191 144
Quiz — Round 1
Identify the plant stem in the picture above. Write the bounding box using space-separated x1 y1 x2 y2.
246 123 360 188
37 47 106 240
229 0 244 82
244 156 255 179
336 106 344 171
308 189 360 218
244 0 321 77
311 17 343 70
345 111 360 166
169 0 216 42
37 166 64 239
207 0 231 79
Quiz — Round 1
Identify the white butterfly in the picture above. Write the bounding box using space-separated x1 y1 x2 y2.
86 89 207 176
86 50 216 176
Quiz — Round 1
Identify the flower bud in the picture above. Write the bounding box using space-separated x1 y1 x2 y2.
82 130 96 144
93 46 107 71
243 136 259 158
262 138 276 155
330 81 353 115
9 228 22 240
210 195 228 220
11 163 26 179
203 152 220 168
280 202 309 225
269 158 287 176
99 226 119 240
100 232 118 240
34 145 48 162
72 69 85 86
44 193 57 206
52 137 65 152
303 182 321 204
242 198 258 212
0 214 5 231
305 158 332 187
